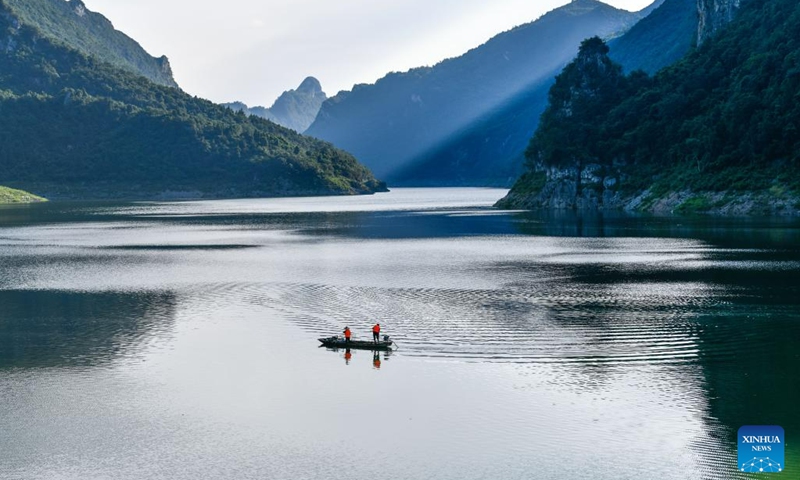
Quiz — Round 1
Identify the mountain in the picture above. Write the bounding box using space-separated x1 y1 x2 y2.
388 77 554 187
306 0 648 184
3 0 177 87
697 0 743 45
393 0 695 187
608 0 698 74
224 77 327 132
0 0 384 199
498 0 800 216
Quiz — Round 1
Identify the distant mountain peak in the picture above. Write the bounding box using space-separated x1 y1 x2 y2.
563 0 613 13
297 76 323 95
223 77 328 133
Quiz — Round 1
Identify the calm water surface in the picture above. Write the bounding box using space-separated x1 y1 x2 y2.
0 188 798 479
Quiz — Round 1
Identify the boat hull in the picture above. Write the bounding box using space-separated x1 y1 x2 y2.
318 337 393 350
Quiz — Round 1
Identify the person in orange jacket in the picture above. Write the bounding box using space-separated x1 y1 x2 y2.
372 323 381 343
343 326 351 346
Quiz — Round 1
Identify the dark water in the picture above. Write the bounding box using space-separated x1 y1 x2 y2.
0 188 798 479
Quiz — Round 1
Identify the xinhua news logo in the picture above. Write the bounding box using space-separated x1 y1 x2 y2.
739 426 785 474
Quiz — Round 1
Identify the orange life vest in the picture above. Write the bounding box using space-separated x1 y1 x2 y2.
373 324 380 334
344 328 351 339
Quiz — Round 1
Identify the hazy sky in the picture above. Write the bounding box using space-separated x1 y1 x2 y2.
81 0 654 106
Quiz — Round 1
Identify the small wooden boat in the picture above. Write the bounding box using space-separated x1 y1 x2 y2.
318 336 393 350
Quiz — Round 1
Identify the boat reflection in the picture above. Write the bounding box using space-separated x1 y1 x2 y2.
321 345 392 368
372 351 381 370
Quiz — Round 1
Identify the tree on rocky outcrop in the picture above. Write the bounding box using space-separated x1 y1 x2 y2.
526 37 634 172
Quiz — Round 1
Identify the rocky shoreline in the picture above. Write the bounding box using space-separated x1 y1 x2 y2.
495 166 800 217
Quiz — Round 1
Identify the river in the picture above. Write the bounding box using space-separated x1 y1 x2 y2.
0 188 797 479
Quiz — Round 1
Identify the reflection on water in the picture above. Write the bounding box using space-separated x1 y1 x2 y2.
324 347 391 369
0 290 176 368
0 188 798 480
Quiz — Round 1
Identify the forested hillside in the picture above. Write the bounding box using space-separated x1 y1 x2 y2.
498 0 800 215
0 0 384 199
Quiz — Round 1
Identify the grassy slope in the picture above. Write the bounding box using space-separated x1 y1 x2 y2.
0 186 46 203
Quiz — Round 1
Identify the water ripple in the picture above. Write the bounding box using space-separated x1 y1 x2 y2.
210 277 792 366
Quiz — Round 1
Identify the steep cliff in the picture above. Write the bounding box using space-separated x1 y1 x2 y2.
697 0 741 44
499 37 636 210
498 0 800 216
1 0 177 87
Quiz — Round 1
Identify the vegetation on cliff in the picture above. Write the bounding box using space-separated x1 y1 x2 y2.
500 0 800 215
